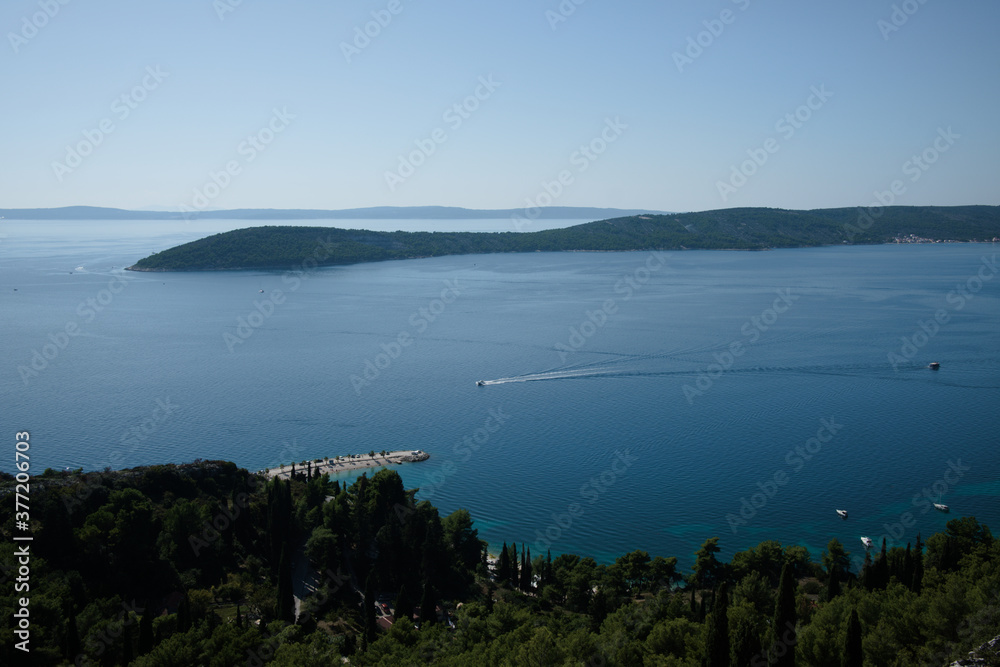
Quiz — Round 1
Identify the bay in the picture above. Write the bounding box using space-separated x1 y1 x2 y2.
1 219 997 567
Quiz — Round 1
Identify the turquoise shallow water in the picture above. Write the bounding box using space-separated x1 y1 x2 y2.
1 220 997 568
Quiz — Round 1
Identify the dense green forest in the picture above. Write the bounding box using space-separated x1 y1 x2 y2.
127 206 1000 271
1 461 998 666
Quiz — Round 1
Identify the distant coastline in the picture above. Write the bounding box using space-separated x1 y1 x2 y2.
122 205 1000 272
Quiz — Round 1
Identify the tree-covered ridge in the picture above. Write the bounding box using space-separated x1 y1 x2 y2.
127 205 1000 271
1 461 998 666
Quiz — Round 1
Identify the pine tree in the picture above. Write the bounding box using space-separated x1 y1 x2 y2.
770 563 797 666
843 608 863 667
363 574 377 646
705 582 730 667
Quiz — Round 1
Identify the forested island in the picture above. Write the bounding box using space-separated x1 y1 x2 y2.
125 206 1000 272
2 461 998 665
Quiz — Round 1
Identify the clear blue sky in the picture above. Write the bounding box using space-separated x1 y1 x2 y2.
2 0 997 212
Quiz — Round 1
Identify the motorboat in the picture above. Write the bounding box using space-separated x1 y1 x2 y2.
861 536 873 549
934 503 949 512
476 380 485 386
929 362 940 369
836 509 848 519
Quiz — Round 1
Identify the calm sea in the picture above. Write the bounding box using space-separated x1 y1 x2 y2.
2 219 997 568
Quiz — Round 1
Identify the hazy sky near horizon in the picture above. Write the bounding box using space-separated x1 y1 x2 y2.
2 0 997 213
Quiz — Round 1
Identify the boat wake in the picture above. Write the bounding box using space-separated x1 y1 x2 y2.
478 368 619 385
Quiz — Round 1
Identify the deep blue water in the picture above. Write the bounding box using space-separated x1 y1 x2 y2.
1 219 998 570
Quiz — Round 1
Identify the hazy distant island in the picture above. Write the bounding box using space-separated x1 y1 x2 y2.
0 204 665 221
125 205 1000 272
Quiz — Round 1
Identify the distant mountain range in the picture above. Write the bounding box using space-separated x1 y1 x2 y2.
126 205 1000 272
0 205 667 220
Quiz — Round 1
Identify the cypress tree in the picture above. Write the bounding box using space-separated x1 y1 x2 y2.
826 564 841 601
912 534 924 594
770 563 797 666
177 591 191 633
363 574 377 646
732 618 764 666
497 542 510 585
122 616 134 664
903 544 914 590
698 593 706 622
509 542 519 588
419 582 438 626
395 584 413 625
138 604 154 655
520 545 533 592
545 550 553 588
236 604 243 629
65 605 80 660
689 587 697 618
705 582 729 667
277 543 295 623
843 608 863 667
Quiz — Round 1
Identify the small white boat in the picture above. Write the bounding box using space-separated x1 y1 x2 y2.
934 503 949 512
836 509 848 519
861 536 873 549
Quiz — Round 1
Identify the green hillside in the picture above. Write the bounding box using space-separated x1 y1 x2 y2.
127 206 1000 271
